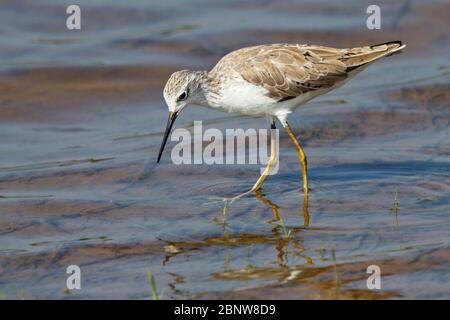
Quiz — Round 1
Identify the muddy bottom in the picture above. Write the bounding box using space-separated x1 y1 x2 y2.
0 0 449 299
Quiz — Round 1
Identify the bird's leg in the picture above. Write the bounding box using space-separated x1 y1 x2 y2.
224 120 277 203
281 120 309 193
250 120 278 192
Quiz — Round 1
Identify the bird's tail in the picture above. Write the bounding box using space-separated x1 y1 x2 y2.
371 40 406 55
343 41 406 70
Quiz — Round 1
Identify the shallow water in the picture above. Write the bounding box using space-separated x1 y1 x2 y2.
0 0 449 299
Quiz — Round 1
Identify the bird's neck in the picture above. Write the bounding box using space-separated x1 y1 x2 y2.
192 71 223 109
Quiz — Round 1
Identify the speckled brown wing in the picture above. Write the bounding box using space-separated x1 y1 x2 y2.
229 42 403 101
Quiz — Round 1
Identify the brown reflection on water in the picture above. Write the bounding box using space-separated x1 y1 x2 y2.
220 189 310 225
160 227 450 299
160 224 450 299
215 245 450 300
253 190 310 227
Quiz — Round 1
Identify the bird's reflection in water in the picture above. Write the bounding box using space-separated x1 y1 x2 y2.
161 189 312 298
220 189 309 226
162 223 313 296
253 189 281 221
161 226 314 298
159 203 401 299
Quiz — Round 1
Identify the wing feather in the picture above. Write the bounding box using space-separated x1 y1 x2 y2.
215 42 404 101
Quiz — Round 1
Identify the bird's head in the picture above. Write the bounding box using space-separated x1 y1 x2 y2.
158 70 205 163
163 70 203 113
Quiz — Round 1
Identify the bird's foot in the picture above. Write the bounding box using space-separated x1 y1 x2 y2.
223 189 254 204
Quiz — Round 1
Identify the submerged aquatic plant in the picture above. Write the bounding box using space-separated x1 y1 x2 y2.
221 200 228 225
316 241 326 261
279 217 292 239
390 191 400 226
147 268 163 300
329 237 340 297
244 247 255 271
223 250 231 271
390 191 400 213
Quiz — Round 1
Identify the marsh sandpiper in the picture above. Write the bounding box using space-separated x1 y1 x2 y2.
157 41 406 195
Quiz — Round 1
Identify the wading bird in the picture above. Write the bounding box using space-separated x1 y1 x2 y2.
157 41 405 195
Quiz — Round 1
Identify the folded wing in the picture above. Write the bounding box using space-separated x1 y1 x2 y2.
229 42 404 101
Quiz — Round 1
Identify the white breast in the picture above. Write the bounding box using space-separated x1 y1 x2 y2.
215 77 277 116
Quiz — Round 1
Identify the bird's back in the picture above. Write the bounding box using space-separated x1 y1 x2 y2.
210 41 405 103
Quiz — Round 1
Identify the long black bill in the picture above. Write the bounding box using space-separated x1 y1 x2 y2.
157 111 178 163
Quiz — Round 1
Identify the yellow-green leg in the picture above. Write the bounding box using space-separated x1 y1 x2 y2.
225 121 277 203
250 121 278 192
281 120 309 194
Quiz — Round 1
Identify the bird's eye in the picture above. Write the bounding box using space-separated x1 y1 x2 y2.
177 91 187 102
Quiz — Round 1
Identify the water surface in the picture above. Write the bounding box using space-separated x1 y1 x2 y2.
0 0 449 299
